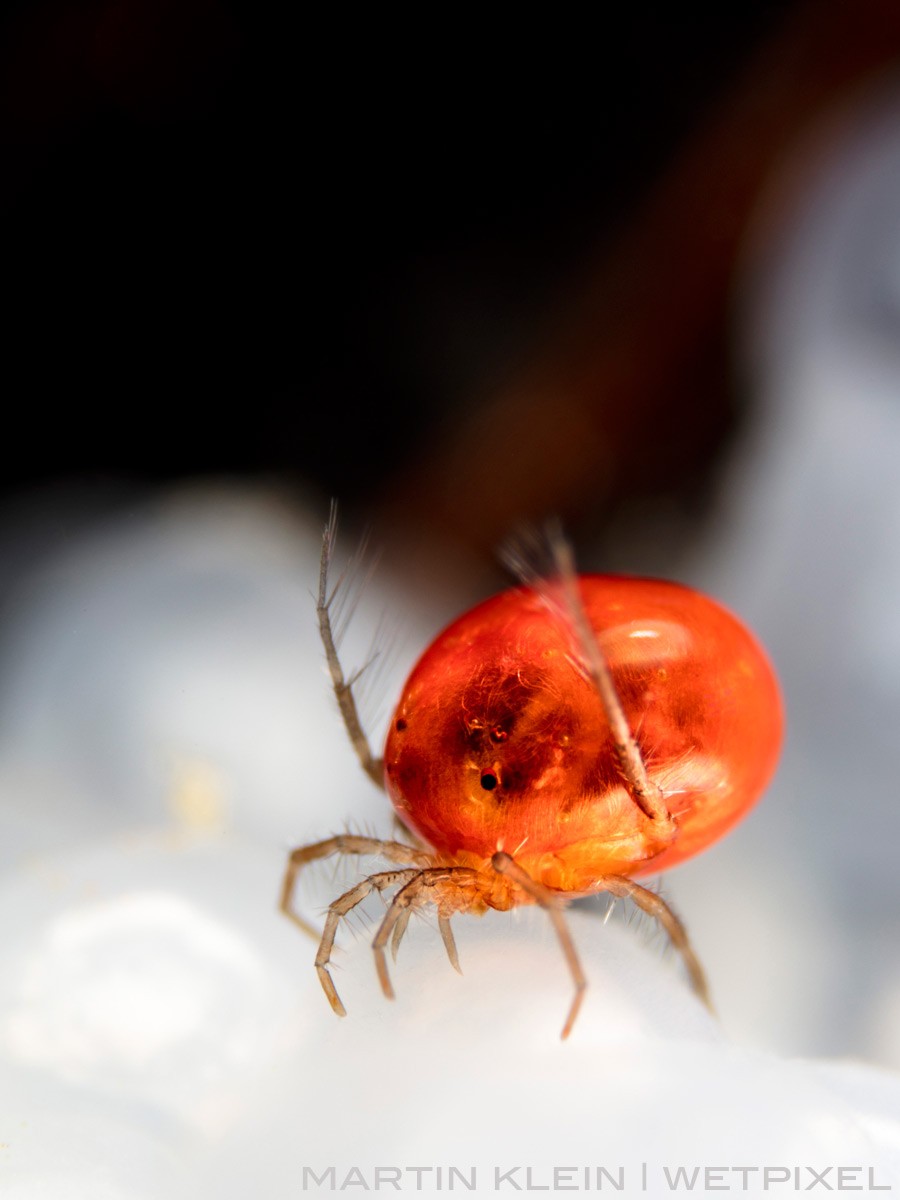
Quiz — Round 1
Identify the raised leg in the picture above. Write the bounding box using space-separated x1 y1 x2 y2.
595 874 712 1010
548 530 675 833
491 851 586 1040
503 525 676 835
279 834 432 938
317 503 385 789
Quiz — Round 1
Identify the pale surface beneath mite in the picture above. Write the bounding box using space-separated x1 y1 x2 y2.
0 833 899 1199
0 487 898 1196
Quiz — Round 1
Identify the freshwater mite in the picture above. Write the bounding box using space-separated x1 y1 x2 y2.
280 514 783 1038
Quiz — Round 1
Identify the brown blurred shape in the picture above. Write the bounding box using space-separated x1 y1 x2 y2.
377 0 900 559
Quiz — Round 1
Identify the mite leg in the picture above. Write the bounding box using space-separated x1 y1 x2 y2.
388 895 461 972
438 916 461 974
595 874 712 1010
317 503 385 789
389 907 412 961
549 530 675 835
371 868 481 1001
279 834 432 938
315 869 422 1016
491 851 586 1040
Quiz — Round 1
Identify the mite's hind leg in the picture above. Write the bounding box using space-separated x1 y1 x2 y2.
371 868 481 1002
279 834 432 938
491 851 586 1041
315 869 422 1016
317 503 384 789
596 874 712 1010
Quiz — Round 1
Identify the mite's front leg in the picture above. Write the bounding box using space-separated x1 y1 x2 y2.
279 834 432 938
314 869 423 1016
317 503 384 789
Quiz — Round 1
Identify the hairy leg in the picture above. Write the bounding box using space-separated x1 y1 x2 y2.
279 834 432 938
315 869 423 1016
595 874 711 1009
370 867 482 1002
388 907 460 972
490 851 586 1040
549 530 675 833
503 525 676 836
317 503 385 789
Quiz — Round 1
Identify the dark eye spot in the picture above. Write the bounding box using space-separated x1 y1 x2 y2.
395 718 407 732
480 771 498 791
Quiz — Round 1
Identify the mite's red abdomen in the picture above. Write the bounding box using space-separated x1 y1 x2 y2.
383 576 782 894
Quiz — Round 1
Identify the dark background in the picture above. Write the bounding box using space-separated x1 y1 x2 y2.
4 0 900 555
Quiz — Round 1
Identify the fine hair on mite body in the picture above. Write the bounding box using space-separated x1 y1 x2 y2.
280 508 783 1039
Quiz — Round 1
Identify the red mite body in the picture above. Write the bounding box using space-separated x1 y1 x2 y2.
384 577 782 899
281 523 784 1037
